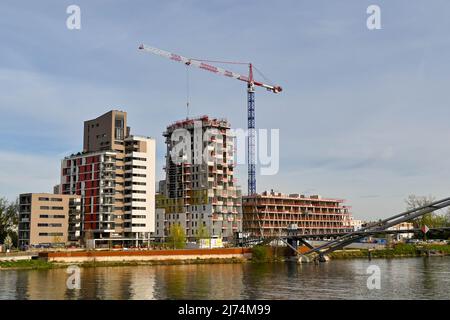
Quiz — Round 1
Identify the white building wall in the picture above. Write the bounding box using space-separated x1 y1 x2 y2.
127 136 156 236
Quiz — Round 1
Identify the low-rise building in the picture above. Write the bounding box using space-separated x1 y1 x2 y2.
344 217 364 231
243 190 353 237
18 193 81 248
388 222 414 240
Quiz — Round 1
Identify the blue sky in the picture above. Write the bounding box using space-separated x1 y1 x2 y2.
1 0 450 220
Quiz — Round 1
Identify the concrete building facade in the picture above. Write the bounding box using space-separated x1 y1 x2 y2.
155 116 242 242
18 193 81 248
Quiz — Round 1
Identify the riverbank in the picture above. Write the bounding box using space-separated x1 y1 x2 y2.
0 247 252 270
329 244 450 259
0 257 248 270
2 244 450 270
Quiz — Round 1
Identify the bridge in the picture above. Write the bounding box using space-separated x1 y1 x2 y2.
243 196 450 263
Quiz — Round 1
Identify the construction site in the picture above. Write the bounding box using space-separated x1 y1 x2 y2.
243 190 353 238
139 43 358 246
155 116 242 242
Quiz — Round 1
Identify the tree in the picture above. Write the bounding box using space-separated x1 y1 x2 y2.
0 198 19 247
405 194 450 239
167 224 186 249
195 223 210 243
3 235 12 250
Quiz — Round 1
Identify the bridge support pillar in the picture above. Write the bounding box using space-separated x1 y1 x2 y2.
318 254 330 263
297 255 311 263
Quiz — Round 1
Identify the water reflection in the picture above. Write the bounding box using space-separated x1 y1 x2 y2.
0 257 449 300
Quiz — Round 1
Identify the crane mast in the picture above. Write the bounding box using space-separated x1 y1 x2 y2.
138 44 282 195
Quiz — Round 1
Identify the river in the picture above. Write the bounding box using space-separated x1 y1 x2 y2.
0 257 449 299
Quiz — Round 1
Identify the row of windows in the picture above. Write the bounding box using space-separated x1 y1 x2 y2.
38 232 63 236
124 198 146 202
124 181 146 187
37 223 63 227
132 224 146 227
38 197 63 202
39 214 65 219
124 173 147 178
39 206 64 210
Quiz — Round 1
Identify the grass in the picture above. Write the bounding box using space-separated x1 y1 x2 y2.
0 257 247 270
330 244 450 260
0 259 56 270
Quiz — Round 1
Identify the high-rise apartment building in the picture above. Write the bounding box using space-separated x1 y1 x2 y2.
243 190 353 237
60 110 155 246
83 110 129 153
155 116 242 242
18 193 81 248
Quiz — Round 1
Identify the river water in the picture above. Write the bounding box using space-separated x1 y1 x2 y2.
0 257 449 299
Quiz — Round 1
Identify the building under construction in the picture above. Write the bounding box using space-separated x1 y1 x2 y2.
155 116 242 242
243 190 353 237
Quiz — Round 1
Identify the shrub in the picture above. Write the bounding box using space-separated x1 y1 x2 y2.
251 245 270 262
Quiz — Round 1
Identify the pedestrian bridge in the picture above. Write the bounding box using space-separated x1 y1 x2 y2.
244 197 450 263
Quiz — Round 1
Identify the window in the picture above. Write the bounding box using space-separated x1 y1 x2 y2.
38 197 50 201
50 198 63 202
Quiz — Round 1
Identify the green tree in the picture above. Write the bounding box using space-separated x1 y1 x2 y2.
195 223 210 243
167 224 186 249
0 198 19 247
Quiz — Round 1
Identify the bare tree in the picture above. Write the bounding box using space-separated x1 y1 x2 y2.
405 194 435 211
405 194 448 229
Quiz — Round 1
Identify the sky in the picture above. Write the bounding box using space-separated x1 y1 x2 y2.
1 0 450 220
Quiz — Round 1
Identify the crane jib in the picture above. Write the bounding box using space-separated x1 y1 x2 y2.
199 63 219 73
170 54 182 62
140 44 280 91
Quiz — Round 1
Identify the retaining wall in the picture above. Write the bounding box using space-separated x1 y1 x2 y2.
39 248 252 263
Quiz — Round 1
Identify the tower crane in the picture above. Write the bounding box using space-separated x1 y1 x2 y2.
138 44 282 196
